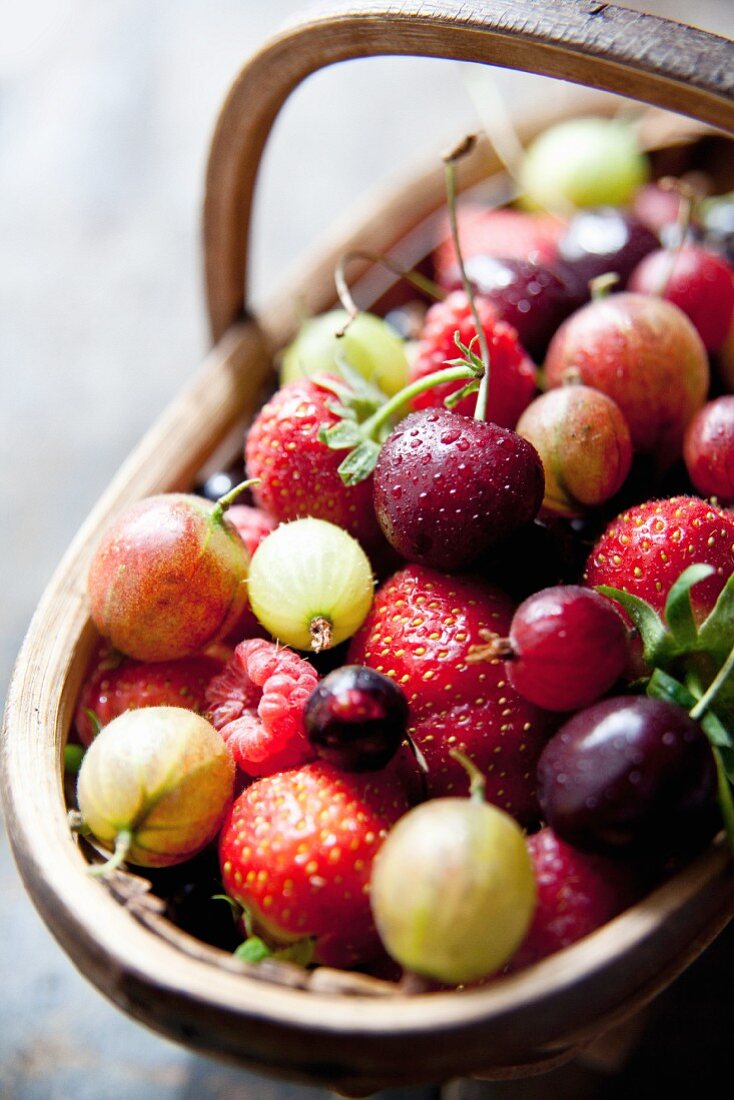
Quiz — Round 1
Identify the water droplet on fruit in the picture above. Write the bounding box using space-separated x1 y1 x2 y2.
440 427 461 444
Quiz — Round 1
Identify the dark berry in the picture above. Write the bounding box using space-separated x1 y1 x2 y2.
304 665 409 772
505 585 630 712
557 208 659 291
537 696 717 855
441 256 581 359
373 408 545 572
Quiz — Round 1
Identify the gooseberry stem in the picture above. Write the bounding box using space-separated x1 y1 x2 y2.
211 478 260 523
88 828 133 878
443 136 492 423
449 748 486 804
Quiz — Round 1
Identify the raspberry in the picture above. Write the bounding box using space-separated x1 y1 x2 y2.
205 639 318 776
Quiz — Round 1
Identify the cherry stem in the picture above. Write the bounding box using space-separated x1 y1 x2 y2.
88 828 132 878
590 273 620 300
334 250 445 335
654 177 696 298
443 136 492 423
449 748 486 804
689 643 734 721
359 363 479 440
212 477 260 523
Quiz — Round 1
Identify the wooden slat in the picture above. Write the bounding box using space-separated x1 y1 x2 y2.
204 0 733 340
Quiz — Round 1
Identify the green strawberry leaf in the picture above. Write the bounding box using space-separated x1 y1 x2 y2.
235 936 271 963
646 667 696 709
712 747 734 854
664 563 715 647
337 439 382 486
696 571 734 664
319 419 364 450
595 586 671 665
700 710 734 751
444 379 481 409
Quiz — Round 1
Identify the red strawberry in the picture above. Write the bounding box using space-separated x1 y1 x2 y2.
225 504 277 557
75 650 226 746
348 565 551 820
219 760 410 967
205 639 318 777
585 496 734 624
409 291 537 428
244 376 384 553
505 827 638 972
433 206 564 279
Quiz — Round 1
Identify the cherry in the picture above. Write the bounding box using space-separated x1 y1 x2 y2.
304 665 409 772
439 256 581 359
373 408 545 572
557 208 659 291
629 244 734 352
683 395 734 501
537 696 717 855
497 585 630 712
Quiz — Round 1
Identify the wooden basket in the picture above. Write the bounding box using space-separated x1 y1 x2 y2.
3 2 734 1093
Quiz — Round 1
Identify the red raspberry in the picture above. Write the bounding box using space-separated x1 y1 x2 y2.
505 827 638 972
409 291 537 428
205 639 318 776
225 504 276 556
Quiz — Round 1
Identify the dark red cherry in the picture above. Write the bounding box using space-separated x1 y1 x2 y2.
373 408 545 572
441 256 581 359
304 665 409 772
683 395 734 501
557 208 659 291
537 696 717 855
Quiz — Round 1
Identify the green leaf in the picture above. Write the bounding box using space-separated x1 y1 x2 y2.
646 667 696 709
319 420 364 450
712 747 734 856
273 938 316 966
718 744 734 786
700 710 734 751
337 439 382 486
696 571 734 664
595 586 670 665
235 936 271 963
663 563 714 647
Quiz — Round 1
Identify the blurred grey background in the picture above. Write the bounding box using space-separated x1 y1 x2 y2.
2 2 733 1098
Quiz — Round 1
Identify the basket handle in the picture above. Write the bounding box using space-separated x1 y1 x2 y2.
204 0 734 341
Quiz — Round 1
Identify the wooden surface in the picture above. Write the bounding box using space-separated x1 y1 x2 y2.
2 2 734 1098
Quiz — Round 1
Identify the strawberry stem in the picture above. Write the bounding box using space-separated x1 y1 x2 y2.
443 136 492 422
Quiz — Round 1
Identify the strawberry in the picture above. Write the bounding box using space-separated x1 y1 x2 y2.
409 291 537 428
75 649 226 747
585 496 734 624
221 504 277 642
244 375 385 554
219 760 410 967
504 827 638 972
348 565 551 820
433 206 564 280
205 639 318 777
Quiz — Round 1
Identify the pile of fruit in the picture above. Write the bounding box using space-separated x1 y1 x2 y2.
68 115 734 988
